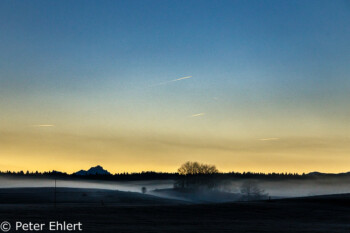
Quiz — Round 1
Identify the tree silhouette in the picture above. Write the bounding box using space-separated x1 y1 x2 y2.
240 180 268 201
177 161 218 175
175 161 219 189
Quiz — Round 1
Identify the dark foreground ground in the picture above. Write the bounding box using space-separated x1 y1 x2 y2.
0 188 350 233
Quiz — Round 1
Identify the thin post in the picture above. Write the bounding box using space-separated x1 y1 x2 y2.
54 178 57 208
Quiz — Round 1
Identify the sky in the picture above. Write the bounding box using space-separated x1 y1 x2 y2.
0 0 350 173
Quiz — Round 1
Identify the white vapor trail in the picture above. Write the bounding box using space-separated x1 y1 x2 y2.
149 76 192 87
190 113 205 117
32 125 55 127
259 138 279 141
172 76 192 82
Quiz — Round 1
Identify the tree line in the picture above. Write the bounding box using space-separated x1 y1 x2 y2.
0 161 347 181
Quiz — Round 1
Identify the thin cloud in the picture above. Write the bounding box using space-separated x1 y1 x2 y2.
259 138 280 141
32 125 55 127
172 76 192 82
149 76 192 87
190 113 205 118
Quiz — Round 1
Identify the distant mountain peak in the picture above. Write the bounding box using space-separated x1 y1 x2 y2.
74 165 111 176
308 171 324 175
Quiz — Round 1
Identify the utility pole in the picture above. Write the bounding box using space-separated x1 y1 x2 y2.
54 178 57 208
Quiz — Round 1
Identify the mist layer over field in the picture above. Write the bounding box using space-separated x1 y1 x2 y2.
1 176 350 199
219 178 350 197
0 177 173 193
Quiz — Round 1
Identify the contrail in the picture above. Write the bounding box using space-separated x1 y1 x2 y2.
190 113 205 117
149 76 192 87
32 125 55 127
172 76 192 82
259 138 279 141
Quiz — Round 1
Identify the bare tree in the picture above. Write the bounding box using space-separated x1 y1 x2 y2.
240 181 268 201
175 161 219 189
177 161 218 175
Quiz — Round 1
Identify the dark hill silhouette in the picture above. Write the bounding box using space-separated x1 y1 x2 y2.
75 165 111 176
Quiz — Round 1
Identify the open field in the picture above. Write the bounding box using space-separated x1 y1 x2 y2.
0 187 185 205
0 188 349 233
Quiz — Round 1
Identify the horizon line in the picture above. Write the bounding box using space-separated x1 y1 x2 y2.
0 169 347 176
